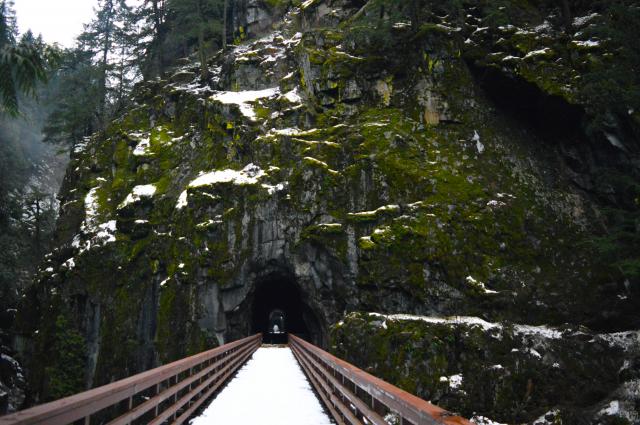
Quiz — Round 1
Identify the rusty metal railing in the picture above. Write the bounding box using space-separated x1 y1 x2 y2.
289 334 472 425
1 334 261 425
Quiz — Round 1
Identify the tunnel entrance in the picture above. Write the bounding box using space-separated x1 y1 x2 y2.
251 272 320 345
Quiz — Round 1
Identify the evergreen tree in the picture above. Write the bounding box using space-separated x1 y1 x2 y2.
164 0 226 78
0 1 58 116
135 0 168 78
45 0 142 145
78 0 118 126
43 48 102 146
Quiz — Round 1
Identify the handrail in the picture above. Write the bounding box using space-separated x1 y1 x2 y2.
1 334 261 425
289 334 472 425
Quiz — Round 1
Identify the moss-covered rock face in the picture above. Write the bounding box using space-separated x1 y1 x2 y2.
331 312 640 424
19 0 639 422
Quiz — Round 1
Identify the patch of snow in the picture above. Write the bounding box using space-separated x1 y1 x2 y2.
360 236 374 244
372 226 392 238
94 220 117 244
502 55 521 62
487 200 506 208
513 324 562 339
84 187 101 232
384 412 400 425
282 87 302 103
534 21 552 33
160 277 170 287
368 313 564 339
73 138 89 154
63 257 76 270
573 13 599 27
466 275 498 294
262 182 287 195
473 131 484 153
73 220 117 254
270 127 301 136
448 374 463 389
524 48 552 59
132 137 152 156
393 22 411 29
189 163 266 187
190 347 333 425
572 39 600 48
532 409 561 425
210 87 279 120
606 133 627 151
471 415 509 425
176 190 188 210
197 219 222 228
527 348 542 359
369 312 499 332
118 184 157 209
599 400 620 416
283 32 303 47
597 330 640 351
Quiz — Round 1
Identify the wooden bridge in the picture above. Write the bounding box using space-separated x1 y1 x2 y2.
0 334 472 425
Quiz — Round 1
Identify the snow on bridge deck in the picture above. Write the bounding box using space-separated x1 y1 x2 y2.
190 346 334 425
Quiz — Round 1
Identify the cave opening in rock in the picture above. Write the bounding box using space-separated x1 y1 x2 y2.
470 64 587 141
251 272 321 344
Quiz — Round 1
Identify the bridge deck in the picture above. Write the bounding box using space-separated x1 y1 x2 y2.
190 346 334 425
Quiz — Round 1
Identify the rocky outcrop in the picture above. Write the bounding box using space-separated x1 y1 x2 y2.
332 312 640 424
15 0 639 422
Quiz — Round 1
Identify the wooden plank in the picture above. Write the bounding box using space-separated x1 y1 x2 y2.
147 341 260 425
106 340 258 425
172 342 259 425
291 344 348 425
291 342 387 425
0 335 261 425
291 344 360 425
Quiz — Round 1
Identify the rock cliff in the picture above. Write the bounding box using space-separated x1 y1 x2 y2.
16 0 640 423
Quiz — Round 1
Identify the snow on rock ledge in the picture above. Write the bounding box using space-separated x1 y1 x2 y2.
210 87 280 120
189 163 266 188
118 184 158 209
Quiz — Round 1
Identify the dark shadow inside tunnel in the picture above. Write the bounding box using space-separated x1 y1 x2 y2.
469 63 587 141
251 272 322 345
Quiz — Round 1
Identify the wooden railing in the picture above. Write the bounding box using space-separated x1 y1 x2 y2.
1 334 261 425
290 334 472 425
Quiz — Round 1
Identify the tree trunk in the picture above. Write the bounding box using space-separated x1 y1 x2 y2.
151 0 165 77
222 0 228 50
560 0 573 34
100 0 114 127
196 0 209 80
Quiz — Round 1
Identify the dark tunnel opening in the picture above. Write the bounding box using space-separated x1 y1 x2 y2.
469 63 587 141
251 272 322 345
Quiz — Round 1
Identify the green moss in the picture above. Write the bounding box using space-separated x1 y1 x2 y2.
43 314 86 401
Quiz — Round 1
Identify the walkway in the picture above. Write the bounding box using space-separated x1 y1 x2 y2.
190 346 334 425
